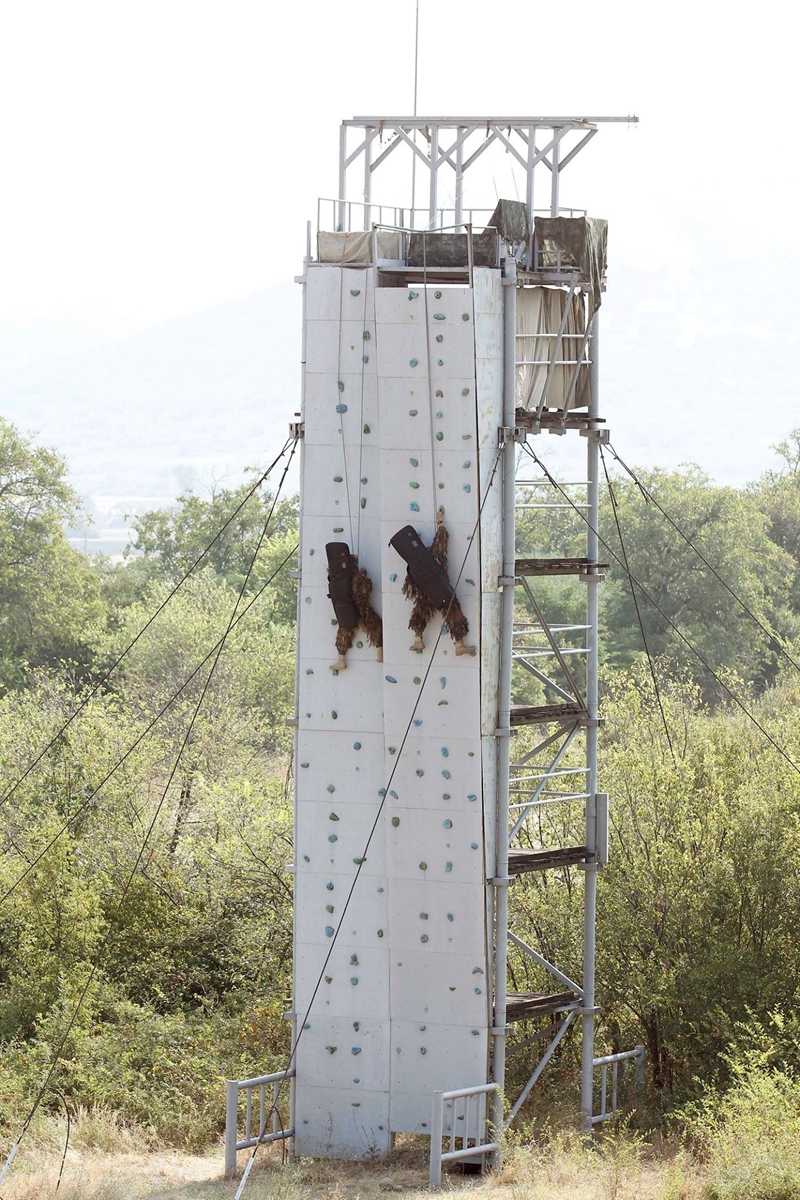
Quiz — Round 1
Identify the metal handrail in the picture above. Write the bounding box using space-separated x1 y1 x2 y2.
224 1067 296 1179
429 1082 500 1188
591 1046 645 1125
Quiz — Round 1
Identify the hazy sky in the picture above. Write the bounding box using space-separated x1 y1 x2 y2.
2 0 798 485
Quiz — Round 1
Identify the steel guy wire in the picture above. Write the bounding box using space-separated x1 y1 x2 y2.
234 445 504 1193
0 441 299 906
0 470 287 1188
0 434 295 819
607 441 800 678
599 445 676 764
523 444 800 780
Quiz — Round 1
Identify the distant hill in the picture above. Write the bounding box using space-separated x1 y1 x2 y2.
0 282 302 506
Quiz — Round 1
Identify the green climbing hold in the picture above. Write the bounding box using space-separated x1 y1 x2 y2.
433 313 446 320
435 431 444 441
391 816 400 827
363 423 371 434
436 333 443 342
409 481 420 489
350 954 359 965
329 812 339 821
331 710 338 719
461 312 470 321
419 912 428 919
413 676 421 684
362 330 371 340
419 861 428 871
338 381 345 392
326 904 334 913
350 288 361 296
360 497 367 508
437 358 444 366
461 387 470 396
327 784 335 792
435 389 443 398
333 475 343 482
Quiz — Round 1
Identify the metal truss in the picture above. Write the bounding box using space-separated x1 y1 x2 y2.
338 115 637 231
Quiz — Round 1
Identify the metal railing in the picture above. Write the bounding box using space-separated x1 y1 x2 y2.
429 1082 500 1188
316 197 586 238
224 1067 295 1179
592 1046 645 1125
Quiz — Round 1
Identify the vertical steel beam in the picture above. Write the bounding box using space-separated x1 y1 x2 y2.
455 127 465 227
338 124 347 231
363 127 373 230
492 256 517 1166
225 1081 238 1178
550 128 560 216
580 312 600 1133
429 123 438 228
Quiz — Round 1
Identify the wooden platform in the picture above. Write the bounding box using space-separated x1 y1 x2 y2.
514 557 606 576
510 702 586 727
506 990 579 1022
508 846 592 874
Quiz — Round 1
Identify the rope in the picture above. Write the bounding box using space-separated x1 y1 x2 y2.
355 273 371 558
0 451 296 1190
600 446 676 763
607 442 800 678
420 230 440 521
523 444 800 780
0 437 294 818
335 249 356 548
0 442 298 907
235 445 503 1193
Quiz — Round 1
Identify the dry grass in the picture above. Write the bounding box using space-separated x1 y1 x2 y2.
0 1115 705 1200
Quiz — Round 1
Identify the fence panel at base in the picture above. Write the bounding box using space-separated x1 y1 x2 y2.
224 1068 296 1179
429 1082 500 1189
591 1046 644 1126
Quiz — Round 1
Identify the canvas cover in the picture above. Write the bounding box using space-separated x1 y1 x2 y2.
516 286 591 412
485 198 530 245
533 216 608 312
407 230 498 268
317 229 401 263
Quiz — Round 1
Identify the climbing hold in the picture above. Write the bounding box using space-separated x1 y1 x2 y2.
420 1047 428 1055
326 1045 337 1054
442 793 451 800
436 410 443 418
350 977 359 986
413 676 421 685
389 789 398 799
434 290 442 299
436 333 443 342
379 788 386 796
420 1024 427 1031
462 434 472 440
328 834 338 843
435 432 444 441
435 389 443 398
331 710 338 719
390 572 398 582
410 502 420 511
471 842 479 849
338 381 345 392
356 640 363 647
377 929 384 937
468 793 477 801
363 423 371 434
385 675 397 683
389 746 397 754
433 313 446 320
437 358 444 366
333 475 343 482
438 483 445 489
303 855 310 862
463 461 471 468
408 290 419 299
472 967 484 974
447 913 454 922
329 810 339 819
301 762 309 768
445 862 452 872
360 497 367 508
353 1078 360 1084
463 484 471 493
440 677 447 688
352 1046 362 1055
409 481 420 489
353 856 366 864
362 355 369 364
327 785 336 794
333 527 344 533
361 476 368 484
335 403 347 413
325 926 334 937
409 358 419 367
462 387 471 396
363 330 371 340
474 987 482 994
326 904 334 913
410 457 419 467
419 912 429 920
353 1022 360 1031
461 313 470 321
409 408 418 416
441 747 450 758
443 819 453 829
326 882 334 890
465 579 475 586
415 767 424 775
391 816 400 827
442 770 451 779
353 742 362 750
350 288 361 296
419 861 428 871
421 934 429 943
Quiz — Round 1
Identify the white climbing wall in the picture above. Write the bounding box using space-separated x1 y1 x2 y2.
293 264 504 1157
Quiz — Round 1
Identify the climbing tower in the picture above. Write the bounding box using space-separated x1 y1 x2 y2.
287 115 638 1166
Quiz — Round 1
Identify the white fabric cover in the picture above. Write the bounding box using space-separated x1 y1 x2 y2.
515 286 591 412
317 230 401 263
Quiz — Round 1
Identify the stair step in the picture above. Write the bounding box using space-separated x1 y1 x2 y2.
508 846 592 874
510 702 586 726
516 406 605 431
514 557 606 577
506 990 579 1022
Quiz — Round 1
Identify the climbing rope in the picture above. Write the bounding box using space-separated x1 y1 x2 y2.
523 443 800 780
234 444 504 1194
0 435 295 819
0 441 299 907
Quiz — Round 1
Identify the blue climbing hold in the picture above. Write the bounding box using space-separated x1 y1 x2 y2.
385 675 397 683
467 793 477 801
442 770 451 779
336 403 347 413
444 819 453 829
328 834 338 843
471 842 479 849
354 742 361 750
325 926 334 937
445 862 452 872
409 358 419 367
410 457 419 467
441 747 449 757
326 882 334 890
410 502 420 512
352 1047 362 1055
